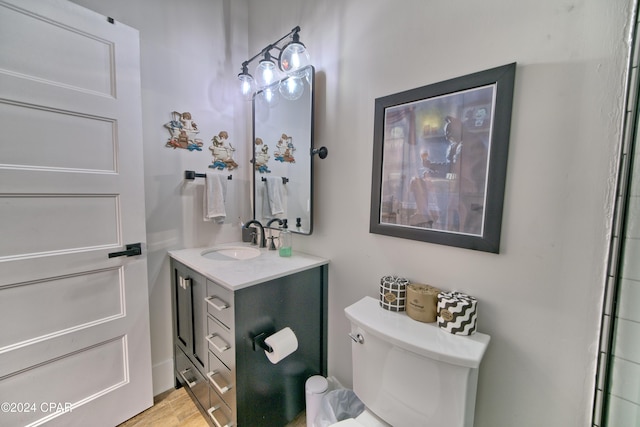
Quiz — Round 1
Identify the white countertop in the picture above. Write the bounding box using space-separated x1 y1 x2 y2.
169 242 329 291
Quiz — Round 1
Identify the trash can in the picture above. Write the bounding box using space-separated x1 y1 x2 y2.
305 376 328 427
314 389 365 427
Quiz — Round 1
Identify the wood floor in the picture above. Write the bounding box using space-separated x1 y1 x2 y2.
118 387 307 427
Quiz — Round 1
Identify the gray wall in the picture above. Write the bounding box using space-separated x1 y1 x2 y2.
73 0 633 425
247 1 630 426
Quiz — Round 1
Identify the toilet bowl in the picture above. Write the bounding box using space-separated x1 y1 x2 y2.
334 296 490 427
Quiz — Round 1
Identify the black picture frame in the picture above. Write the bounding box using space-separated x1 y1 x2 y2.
370 63 516 253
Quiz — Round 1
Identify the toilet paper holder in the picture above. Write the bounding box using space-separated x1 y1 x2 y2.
252 331 274 353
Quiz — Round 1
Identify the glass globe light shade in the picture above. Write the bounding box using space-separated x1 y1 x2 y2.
261 86 280 107
279 41 310 74
279 75 304 101
255 58 279 89
238 73 255 100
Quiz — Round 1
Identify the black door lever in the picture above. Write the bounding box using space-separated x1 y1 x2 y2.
108 243 142 258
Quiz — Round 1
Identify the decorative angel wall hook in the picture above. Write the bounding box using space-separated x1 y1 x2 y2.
209 131 239 170
254 138 271 173
164 111 203 151
274 133 296 163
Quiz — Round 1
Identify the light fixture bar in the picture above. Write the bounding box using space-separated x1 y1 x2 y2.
237 26 309 99
240 26 300 70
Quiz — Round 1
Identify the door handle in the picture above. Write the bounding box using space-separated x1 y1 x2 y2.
108 243 142 258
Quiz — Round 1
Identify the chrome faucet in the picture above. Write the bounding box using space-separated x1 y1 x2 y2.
244 220 266 248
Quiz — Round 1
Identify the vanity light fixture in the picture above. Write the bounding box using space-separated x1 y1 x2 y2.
279 30 310 74
262 85 280 107
238 63 255 100
237 26 310 102
254 50 279 89
279 75 305 101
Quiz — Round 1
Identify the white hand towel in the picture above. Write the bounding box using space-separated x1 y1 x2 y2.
204 172 227 223
266 176 285 215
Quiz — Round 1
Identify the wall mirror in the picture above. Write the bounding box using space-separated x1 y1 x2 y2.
253 65 315 234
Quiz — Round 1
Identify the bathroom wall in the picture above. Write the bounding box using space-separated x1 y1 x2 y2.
66 0 631 425
247 0 631 426
69 0 251 395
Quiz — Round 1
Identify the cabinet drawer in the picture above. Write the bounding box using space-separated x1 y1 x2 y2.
207 316 234 369
207 389 234 427
207 351 236 410
206 280 234 329
175 346 209 412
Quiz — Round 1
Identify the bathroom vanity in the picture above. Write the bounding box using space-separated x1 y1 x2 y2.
169 244 328 427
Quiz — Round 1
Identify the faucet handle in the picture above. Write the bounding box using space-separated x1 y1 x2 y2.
268 235 279 250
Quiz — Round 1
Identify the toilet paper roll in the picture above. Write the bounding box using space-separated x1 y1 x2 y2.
379 275 409 312
406 284 441 323
264 327 298 364
437 291 478 335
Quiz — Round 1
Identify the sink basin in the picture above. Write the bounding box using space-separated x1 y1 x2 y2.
201 246 261 261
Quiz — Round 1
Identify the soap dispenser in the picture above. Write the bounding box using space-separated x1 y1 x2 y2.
279 219 292 257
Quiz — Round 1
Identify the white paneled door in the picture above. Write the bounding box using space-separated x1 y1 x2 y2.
0 1 153 426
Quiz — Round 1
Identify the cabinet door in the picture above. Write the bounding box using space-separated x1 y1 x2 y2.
173 261 207 371
190 270 207 370
173 262 192 351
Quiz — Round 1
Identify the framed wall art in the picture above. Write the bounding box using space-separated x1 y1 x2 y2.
370 63 516 253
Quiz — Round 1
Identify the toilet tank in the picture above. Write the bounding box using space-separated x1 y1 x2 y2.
344 297 490 427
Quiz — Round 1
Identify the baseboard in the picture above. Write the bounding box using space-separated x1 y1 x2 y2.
152 358 175 396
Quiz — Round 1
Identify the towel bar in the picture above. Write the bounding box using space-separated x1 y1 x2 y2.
184 170 232 180
261 176 289 184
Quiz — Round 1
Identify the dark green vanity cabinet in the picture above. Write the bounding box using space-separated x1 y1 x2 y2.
172 262 209 413
170 257 328 427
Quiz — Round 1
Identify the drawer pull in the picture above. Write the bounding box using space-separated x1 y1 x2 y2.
178 368 197 388
207 405 234 427
205 296 229 311
207 370 232 394
206 334 230 353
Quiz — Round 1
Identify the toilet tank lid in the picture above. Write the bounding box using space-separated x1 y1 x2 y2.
344 297 490 369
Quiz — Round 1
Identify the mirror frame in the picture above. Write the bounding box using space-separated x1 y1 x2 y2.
252 65 315 235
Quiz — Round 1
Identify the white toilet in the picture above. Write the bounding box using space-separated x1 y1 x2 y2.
335 296 490 427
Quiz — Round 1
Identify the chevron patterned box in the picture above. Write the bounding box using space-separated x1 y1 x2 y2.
436 291 478 335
